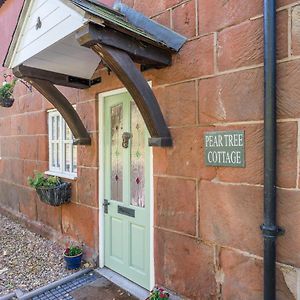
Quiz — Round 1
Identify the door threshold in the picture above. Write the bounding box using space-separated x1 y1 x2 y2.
95 267 149 300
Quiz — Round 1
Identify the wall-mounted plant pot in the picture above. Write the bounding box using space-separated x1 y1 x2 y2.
36 182 71 206
0 97 14 108
64 252 83 270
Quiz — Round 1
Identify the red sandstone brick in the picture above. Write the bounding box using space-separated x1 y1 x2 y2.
36 160 48 173
77 167 98 207
1 137 20 158
153 127 217 180
149 35 214 85
6 183 21 212
62 203 98 249
77 132 98 168
119 0 134 6
172 0 196 38
292 6 300 55
198 0 263 34
17 92 43 113
0 0 24 67
23 160 37 186
57 86 79 105
155 229 216 299
19 136 38 160
0 117 11 137
27 112 47 135
217 11 288 71
154 176 197 235
37 135 49 162
199 181 263 255
133 1 166 17
10 159 24 185
0 158 9 180
98 0 115 7
153 81 197 126
11 114 26 136
278 0 298 7
277 60 300 118
19 189 37 221
220 248 296 300
277 188 300 267
152 10 171 28
77 101 98 132
37 200 62 232
199 68 263 123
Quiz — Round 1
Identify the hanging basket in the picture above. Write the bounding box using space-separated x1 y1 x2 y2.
0 96 14 108
36 182 71 206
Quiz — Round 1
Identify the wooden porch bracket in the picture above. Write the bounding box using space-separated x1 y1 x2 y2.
76 23 172 68
13 65 101 89
13 75 91 145
91 43 172 147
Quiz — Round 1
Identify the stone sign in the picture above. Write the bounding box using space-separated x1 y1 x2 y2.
204 130 245 167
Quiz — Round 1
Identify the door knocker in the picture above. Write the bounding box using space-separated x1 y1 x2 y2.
122 132 132 148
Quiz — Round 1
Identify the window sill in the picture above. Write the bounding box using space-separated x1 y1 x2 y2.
44 171 77 180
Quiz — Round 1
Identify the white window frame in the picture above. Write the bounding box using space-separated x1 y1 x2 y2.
46 109 77 180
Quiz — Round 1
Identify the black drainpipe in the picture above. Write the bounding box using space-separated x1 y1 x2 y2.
261 1 284 299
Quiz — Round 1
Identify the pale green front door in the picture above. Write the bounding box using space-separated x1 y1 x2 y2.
104 92 151 290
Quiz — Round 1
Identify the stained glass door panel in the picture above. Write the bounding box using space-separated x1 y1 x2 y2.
110 104 123 202
130 102 146 207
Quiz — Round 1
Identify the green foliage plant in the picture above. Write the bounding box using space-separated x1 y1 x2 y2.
149 286 170 299
28 172 60 189
0 79 17 100
64 246 83 257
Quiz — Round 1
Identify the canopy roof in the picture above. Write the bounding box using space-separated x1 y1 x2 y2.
3 0 187 147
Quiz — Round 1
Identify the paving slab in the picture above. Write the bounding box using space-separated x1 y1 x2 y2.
70 277 138 300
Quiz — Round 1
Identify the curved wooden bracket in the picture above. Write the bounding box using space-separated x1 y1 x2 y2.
92 44 172 147
23 78 91 145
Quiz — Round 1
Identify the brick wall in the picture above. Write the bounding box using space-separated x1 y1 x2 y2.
1 0 300 299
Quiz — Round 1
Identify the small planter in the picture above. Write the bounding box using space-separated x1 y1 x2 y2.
64 252 83 270
0 96 14 108
36 182 71 206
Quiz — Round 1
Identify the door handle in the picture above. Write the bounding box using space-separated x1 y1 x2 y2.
103 199 110 214
122 132 132 148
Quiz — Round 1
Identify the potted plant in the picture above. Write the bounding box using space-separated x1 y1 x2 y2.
148 286 170 300
64 245 83 270
0 79 17 107
28 172 71 206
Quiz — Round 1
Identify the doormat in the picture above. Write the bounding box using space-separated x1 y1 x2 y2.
31 271 99 300
70 276 138 300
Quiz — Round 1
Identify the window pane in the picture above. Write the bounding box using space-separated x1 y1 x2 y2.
57 143 61 168
65 125 72 140
111 104 123 202
130 102 145 208
64 143 71 173
56 116 60 140
52 116 56 140
73 145 77 173
51 143 56 168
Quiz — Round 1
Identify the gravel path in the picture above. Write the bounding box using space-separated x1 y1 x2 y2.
0 214 86 296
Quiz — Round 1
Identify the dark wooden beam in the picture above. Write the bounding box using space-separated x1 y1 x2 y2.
13 65 101 89
92 43 172 147
23 77 91 145
76 23 172 68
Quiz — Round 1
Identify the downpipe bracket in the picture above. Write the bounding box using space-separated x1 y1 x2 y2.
260 224 285 239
